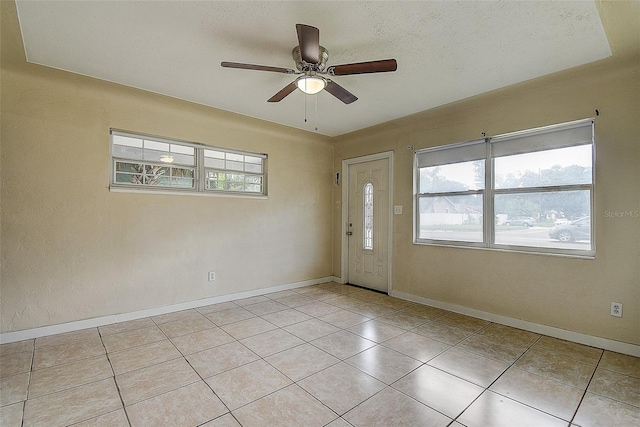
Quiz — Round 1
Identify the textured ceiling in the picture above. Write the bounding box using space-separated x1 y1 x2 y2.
15 1 611 137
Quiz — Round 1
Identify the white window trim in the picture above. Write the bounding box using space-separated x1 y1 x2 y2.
414 119 595 258
110 129 267 197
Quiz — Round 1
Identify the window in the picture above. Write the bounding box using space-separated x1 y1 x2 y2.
111 130 267 196
415 119 594 256
364 182 374 250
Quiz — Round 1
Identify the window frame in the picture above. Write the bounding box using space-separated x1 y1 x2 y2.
414 119 595 258
110 129 267 198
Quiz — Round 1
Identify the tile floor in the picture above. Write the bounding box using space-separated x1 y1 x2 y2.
1 282 639 426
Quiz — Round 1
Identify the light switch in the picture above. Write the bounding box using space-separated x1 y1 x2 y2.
394 205 403 215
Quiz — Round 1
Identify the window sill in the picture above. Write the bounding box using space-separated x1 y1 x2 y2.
109 185 268 200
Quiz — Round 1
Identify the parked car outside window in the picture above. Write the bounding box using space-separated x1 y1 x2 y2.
549 217 591 242
503 217 537 227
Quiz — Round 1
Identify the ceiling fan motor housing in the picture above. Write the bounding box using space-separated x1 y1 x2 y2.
292 45 329 72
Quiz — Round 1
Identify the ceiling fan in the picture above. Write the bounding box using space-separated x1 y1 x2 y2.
221 24 397 104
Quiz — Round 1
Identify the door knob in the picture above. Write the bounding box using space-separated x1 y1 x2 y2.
346 231 353 236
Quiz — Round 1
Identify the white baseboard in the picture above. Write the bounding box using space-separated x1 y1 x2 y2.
390 289 640 357
0 276 335 344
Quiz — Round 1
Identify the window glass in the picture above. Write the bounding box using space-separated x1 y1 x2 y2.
414 119 594 256
418 194 483 242
364 183 374 250
494 145 592 189
111 130 266 196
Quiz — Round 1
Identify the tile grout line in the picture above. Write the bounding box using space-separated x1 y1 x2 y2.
568 350 605 426
99 327 133 427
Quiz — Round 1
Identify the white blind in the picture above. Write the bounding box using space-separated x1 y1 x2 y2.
491 119 593 157
416 140 486 168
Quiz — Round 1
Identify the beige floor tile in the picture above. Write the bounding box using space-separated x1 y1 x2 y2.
23 377 122 427
0 340 34 356
0 350 32 378
348 303 397 318
244 300 288 316
599 351 640 378
456 333 529 363
0 372 29 406
169 327 235 355
324 295 366 310
325 418 352 427
490 367 584 421
436 313 490 332
125 381 228 427
375 311 429 330
573 392 640 427
347 320 406 343
156 315 216 338
233 295 271 306
205 360 292 410
0 402 23 427
232 384 337 427
343 386 451 427
478 323 540 348
151 309 204 325
240 329 305 357
317 309 371 329
457 390 568 427
376 297 414 310
265 343 339 381
311 330 376 360
515 347 597 389
298 362 386 415
70 408 129 426
101 325 166 353
532 336 603 365
399 304 447 320
269 294 315 308
382 332 450 362
116 357 200 405
295 301 342 317
259 308 312 327
186 341 259 378
283 318 340 341
35 328 100 348
428 347 510 387
98 318 155 336
220 317 277 340
32 336 105 370
196 301 239 315
205 307 256 326
264 290 299 300
412 321 472 345
29 354 113 398
201 413 242 427
394 365 484 418
345 345 421 384
108 339 181 375
588 367 640 407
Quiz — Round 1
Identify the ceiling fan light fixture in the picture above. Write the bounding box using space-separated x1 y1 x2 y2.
296 75 326 95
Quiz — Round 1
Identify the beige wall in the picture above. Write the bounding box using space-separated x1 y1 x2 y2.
332 56 639 346
1 2 334 333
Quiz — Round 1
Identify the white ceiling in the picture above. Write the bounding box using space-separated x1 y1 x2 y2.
15 1 611 137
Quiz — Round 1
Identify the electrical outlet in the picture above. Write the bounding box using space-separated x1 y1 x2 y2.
208 271 216 282
610 302 622 317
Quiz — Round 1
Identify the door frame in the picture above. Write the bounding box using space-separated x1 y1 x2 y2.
341 151 394 293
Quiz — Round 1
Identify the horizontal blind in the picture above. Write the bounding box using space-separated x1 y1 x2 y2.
491 119 593 157
416 140 486 168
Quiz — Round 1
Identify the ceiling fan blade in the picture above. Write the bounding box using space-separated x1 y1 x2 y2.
296 24 320 64
328 59 397 76
221 61 296 74
267 82 298 102
325 81 358 104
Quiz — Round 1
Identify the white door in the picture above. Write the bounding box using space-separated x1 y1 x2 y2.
347 158 390 292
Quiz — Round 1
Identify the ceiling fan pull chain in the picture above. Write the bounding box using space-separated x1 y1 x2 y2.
304 90 308 123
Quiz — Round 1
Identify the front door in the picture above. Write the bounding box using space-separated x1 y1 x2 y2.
347 158 390 292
